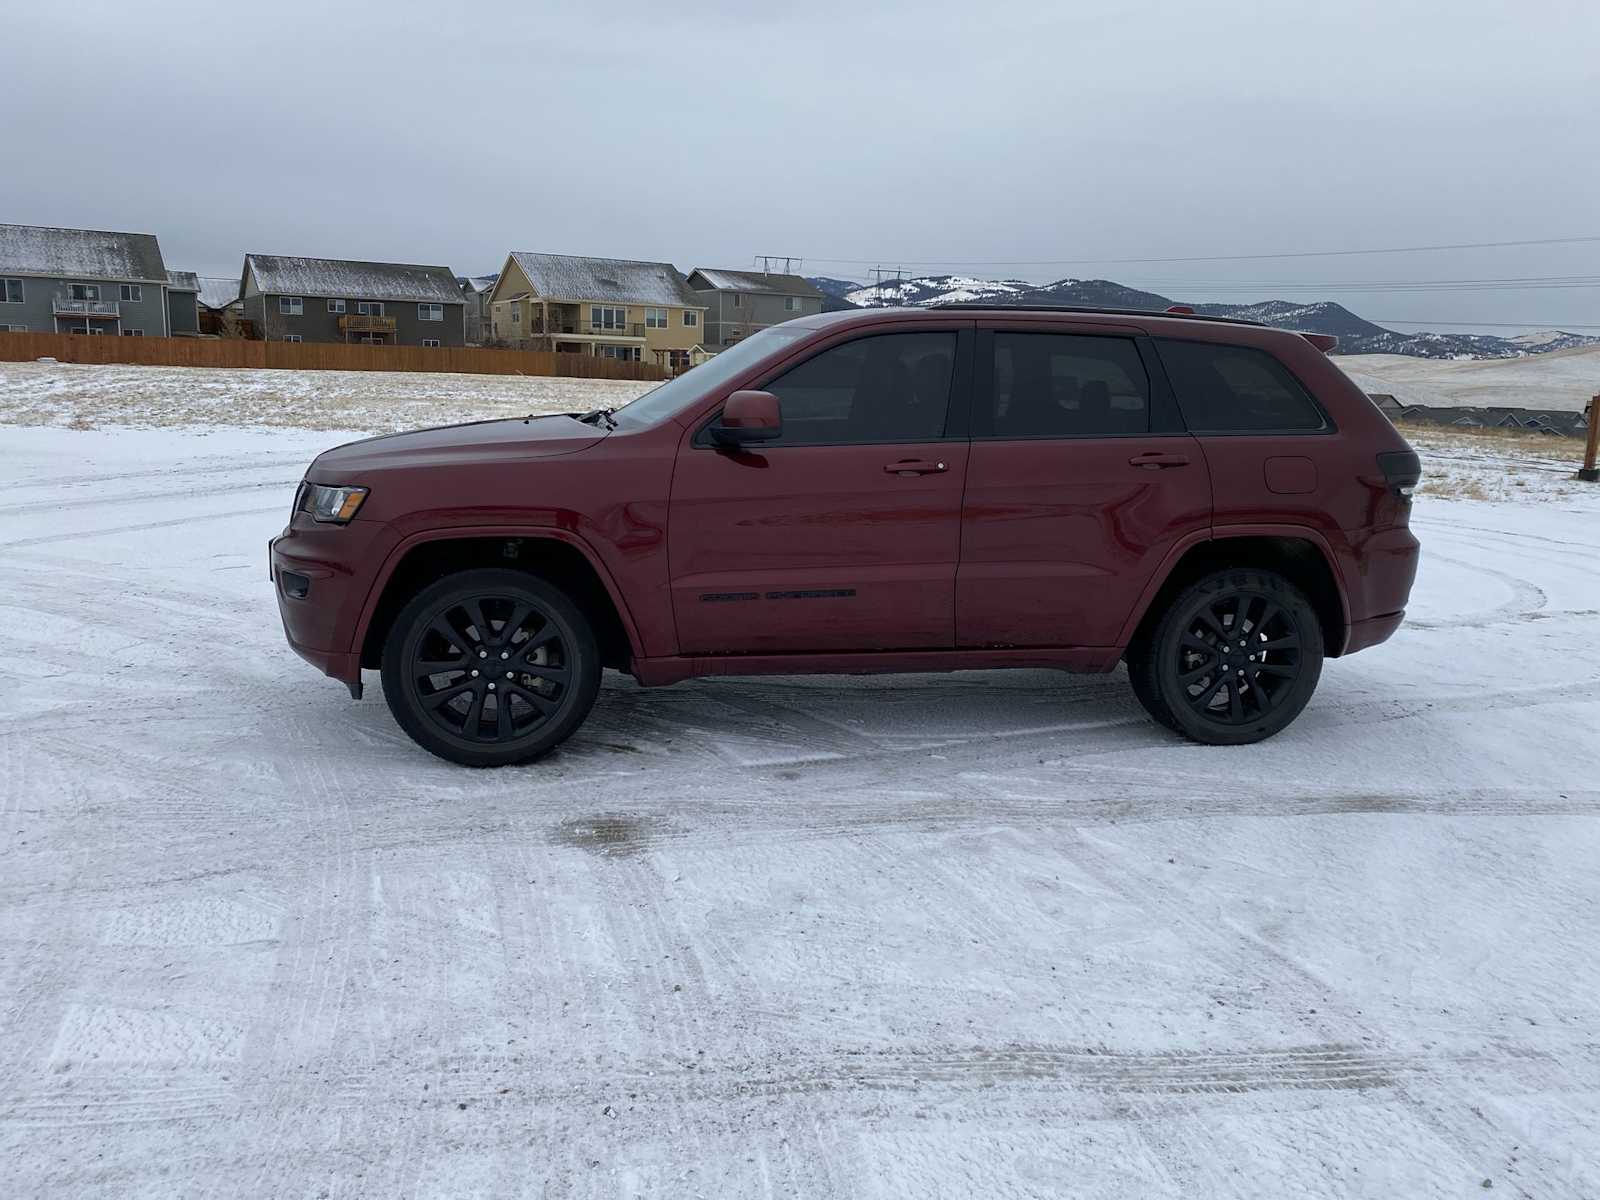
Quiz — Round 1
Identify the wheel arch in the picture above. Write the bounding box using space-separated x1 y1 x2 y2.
355 528 642 673
1122 529 1351 658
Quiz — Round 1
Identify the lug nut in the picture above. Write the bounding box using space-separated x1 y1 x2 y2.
505 671 514 679
470 669 479 677
500 651 509 659
487 682 496 691
478 650 487 659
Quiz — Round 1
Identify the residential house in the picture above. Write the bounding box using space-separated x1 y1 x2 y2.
488 252 706 372
0 223 178 337
457 274 497 345
197 275 245 336
165 271 201 335
686 268 823 351
240 254 467 346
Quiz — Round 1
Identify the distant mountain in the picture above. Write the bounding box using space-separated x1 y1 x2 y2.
806 274 1599 360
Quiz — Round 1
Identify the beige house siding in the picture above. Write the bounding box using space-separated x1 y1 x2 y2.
485 255 705 367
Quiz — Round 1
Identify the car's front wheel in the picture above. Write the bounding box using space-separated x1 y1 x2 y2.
1127 568 1324 745
380 568 602 767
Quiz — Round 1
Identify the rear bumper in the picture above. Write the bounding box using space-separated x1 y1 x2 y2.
1344 609 1406 655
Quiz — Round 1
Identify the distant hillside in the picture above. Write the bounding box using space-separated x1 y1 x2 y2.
807 274 1598 360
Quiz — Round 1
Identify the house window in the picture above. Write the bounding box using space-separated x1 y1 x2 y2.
283 333 302 343
71 284 101 301
279 296 303 315
120 329 144 337
785 296 800 312
645 307 668 329
356 301 384 316
327 298 346 313
2 323 26 332
418 303 444 322
120 284 143 302
421 338 441 348
86 326 107 336
731 294 742 308
683 309 698 327
2 278 24 303
510 302 521 324
597 344 640 361
590 305 626 331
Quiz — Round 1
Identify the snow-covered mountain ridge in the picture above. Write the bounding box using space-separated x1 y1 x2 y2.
811 275 1596 360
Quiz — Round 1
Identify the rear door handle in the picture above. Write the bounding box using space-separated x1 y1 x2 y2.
1128 451 1191 470
884 459 948 475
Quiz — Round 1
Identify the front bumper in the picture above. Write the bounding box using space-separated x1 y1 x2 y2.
269 517 390 689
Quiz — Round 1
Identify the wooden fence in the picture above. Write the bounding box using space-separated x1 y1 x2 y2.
0 330 666 381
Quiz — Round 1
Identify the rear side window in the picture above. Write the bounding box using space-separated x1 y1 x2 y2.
761 331 956 444
981 333 1149 438
1156 339 1329 433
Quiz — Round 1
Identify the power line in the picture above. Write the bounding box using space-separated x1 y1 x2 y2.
1368 319 1600 330
800 234 1600 269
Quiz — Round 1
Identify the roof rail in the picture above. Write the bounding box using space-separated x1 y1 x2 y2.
925 301 1268 327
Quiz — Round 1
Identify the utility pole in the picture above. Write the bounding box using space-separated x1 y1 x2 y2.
757 256 801 276
1579 393 1599 481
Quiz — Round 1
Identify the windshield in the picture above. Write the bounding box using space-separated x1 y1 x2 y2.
612 328 806 427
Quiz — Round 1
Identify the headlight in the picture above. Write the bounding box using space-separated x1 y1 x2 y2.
299 482 369 524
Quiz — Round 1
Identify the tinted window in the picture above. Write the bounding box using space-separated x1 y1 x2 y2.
1156 339 1328 433
761 332 956 444
981 333 1150 438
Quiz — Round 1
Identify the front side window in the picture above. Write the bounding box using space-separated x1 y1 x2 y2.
72 283 101 301
683 309 698 327
645 307 668 329
1 278 23 303
1156 339 1329 433
327 298 346 313
120 284 142 302
279 295 303 315
758 331 956 446
418 303 443 322
591 305 626 331
980 333 1150 438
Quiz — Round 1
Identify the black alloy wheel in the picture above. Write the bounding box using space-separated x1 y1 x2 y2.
1127 568 1324 746
381 569 601 766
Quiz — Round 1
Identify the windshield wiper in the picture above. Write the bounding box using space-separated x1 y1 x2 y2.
575 406 617 429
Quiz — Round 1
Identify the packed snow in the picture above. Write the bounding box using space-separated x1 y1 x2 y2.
3 369 1600 1197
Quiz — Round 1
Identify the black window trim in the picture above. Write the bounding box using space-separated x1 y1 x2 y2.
693 325 976 450
969 327 1187 442
1152 336 1338 437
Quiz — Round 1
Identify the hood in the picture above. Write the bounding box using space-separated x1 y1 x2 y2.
306 414 605 479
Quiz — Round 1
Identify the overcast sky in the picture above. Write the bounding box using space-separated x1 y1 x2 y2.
4 0 1597 330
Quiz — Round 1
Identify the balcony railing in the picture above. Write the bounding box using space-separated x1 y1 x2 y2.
339 314 398 334
588 322 646 338
53 296 120 318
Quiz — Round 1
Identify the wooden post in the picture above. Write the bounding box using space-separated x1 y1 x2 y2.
1580 394 1600 482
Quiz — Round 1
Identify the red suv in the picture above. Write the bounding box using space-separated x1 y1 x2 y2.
271 306 1421 766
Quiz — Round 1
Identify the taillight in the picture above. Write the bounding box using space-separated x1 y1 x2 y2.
1377 450 1420 499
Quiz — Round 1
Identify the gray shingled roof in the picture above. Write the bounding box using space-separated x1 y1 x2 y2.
509 252 701 308
165 270 200 293
687 268 822 298
244 254 465 305
0 223 167 282
197 275 241 310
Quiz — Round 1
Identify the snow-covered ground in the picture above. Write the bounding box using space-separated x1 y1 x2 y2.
1336 343 1600 412
3 386 1600 1196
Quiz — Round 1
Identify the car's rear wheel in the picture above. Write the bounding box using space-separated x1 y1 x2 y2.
380 568 601 767
1127 568 1323 745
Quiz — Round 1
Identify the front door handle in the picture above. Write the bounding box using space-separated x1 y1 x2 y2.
1128 451 1191 470
884 459 948 476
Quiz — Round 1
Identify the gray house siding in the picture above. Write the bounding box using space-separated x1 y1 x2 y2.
0 274 170 335
167 290 199 335
250 292 467 346
693 287 822 350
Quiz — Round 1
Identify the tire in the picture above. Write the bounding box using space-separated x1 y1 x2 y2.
1126 568 1324 746
380 568 602 767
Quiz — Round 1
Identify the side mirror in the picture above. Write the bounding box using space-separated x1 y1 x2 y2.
710 390 782 446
